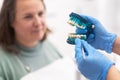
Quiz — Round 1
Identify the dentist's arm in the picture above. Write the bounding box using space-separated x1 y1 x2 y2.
112 36 120 55
107 65 120 80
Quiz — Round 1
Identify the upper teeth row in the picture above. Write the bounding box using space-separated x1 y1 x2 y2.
67 20 85 29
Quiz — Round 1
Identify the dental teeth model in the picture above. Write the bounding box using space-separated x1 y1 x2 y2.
67 12 95 44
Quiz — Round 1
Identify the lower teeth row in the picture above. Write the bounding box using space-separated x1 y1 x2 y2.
68 34 86 38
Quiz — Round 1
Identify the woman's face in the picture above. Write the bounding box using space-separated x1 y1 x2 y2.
12 0 47 47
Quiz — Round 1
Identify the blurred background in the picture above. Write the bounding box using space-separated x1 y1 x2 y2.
0 0 120 80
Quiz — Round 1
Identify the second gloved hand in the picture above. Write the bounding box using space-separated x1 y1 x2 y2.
76 15 117 53
75 38 114 80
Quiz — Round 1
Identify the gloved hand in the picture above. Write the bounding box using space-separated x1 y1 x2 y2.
75 38 114 80
76 15 117 53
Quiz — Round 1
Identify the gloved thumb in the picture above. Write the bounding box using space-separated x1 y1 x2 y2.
75 38 83 61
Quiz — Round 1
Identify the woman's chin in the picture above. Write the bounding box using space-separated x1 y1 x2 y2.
33 36 44 41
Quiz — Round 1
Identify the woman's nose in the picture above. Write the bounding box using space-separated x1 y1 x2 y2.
34 16 42 26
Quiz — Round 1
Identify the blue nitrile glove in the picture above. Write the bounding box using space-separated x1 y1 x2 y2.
76 15 117 53
75 38 114 80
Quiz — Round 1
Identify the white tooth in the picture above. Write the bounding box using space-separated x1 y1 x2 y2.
75 23 78 26
73 35 76 37
77 25 80 28
75 35 77 37
73 21 77 26
68 20 72 23
81 35 83 36
67 20 73 25
75 35 77 38
74 35 76 38
67 21 70 24
68 34 70 36
68 34 70 37
71 21 74 24
70 35 73 37
72 35 74 38
73 22 76 25
77 25 85 29
73 35 75 37
73 35 75 38
82 26 85 29
81 26 85 29
78 25 82 28
79 35 82 38
76 35 78 38
78 35 81 38
78 26 80 28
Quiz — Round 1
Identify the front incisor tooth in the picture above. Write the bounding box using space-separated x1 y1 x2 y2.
67 20 74 25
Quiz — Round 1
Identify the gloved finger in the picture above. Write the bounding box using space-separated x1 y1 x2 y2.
79 14 98 24
76 27 87 34
80 14 108 33
88 33 95 39
87 33 95 43
75 38 83 61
